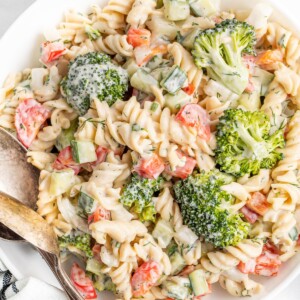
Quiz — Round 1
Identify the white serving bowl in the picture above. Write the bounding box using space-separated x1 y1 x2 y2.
0 0 299 299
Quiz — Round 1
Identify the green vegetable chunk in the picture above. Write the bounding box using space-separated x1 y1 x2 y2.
192 19 256 95
216 109 285 177
189 270 210 296
174 169 250 248
78 191 97 215
62 52 128 115
58 233 93 258
120 174 164 222
55 118 78 151
71 140 97 164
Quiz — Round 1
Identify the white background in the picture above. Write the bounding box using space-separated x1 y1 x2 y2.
0 0 300 299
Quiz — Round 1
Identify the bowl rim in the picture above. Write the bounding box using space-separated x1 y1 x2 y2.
0 0 300 299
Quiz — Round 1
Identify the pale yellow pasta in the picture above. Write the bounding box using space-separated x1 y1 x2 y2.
286 35 300 67
26 151 57 171
0 97 20 130
37 170 59 224
92 101 122 151
93 0 135 34
221 182 251 212
136 287 165 300
199 239 263 280
178 16 215 35
134 234 172 275
93 34 133 57
64 39 96 60
58 9 92 44
263 209 297 252
52 213 73 237
219 272 263 297
115 97 162 143
0 79 34 130
153 187 183 231
266 22 292 51
3 1 300 298
261 80 288 116
104 262 135 300
91 220 147 244
237 169 271 193
112 241 137 264
168 42 203 91
29 98 77 152
127 0 156 28
30 66 61 102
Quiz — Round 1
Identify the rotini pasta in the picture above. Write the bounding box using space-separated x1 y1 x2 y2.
93 34 133 57
2 0 300 299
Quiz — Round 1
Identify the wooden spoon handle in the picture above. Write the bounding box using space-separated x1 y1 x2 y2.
37 249 83 300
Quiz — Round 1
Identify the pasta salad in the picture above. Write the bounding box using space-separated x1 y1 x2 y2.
1 0 300 299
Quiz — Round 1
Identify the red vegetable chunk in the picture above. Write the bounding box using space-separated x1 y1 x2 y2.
15 98 51 147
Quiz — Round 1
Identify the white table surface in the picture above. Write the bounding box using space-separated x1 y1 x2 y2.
0 0 300 299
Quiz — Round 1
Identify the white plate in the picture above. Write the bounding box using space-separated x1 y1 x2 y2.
0 0 300 299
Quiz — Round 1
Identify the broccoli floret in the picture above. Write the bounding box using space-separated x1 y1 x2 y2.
120 174 164 222
216 109 285 177
58 232 93 258
62 52 128 115
192 19 255 95
174 169 250 248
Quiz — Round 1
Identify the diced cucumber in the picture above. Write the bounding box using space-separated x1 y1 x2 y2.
289 226 299 241
162 279 190 300
50 169 75 196
182 29 201 49
163 0 190 21
189 270 210 296
130 69 159 94
165 90 192 113
170 251 186 275
71 140 97 164
151 67 172 82
55 118 78 151
78 191 97 215
86 258 103 276
152 219 174 248
189 0 218 17
252 66 274 96
161 66 187 94
123 58 139 78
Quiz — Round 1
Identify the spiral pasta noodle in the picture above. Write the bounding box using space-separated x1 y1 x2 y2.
168 42 203 91
219 273 263 297
127 0 156 28
93 34 133 57
26 151 57 171
37 170 59 224
93 0 135 34
58 9 92 44
105 262 135 300
29 98 77 152
134 234 172 275
30 66 61 102
199 239 263 281
2 1 300 299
